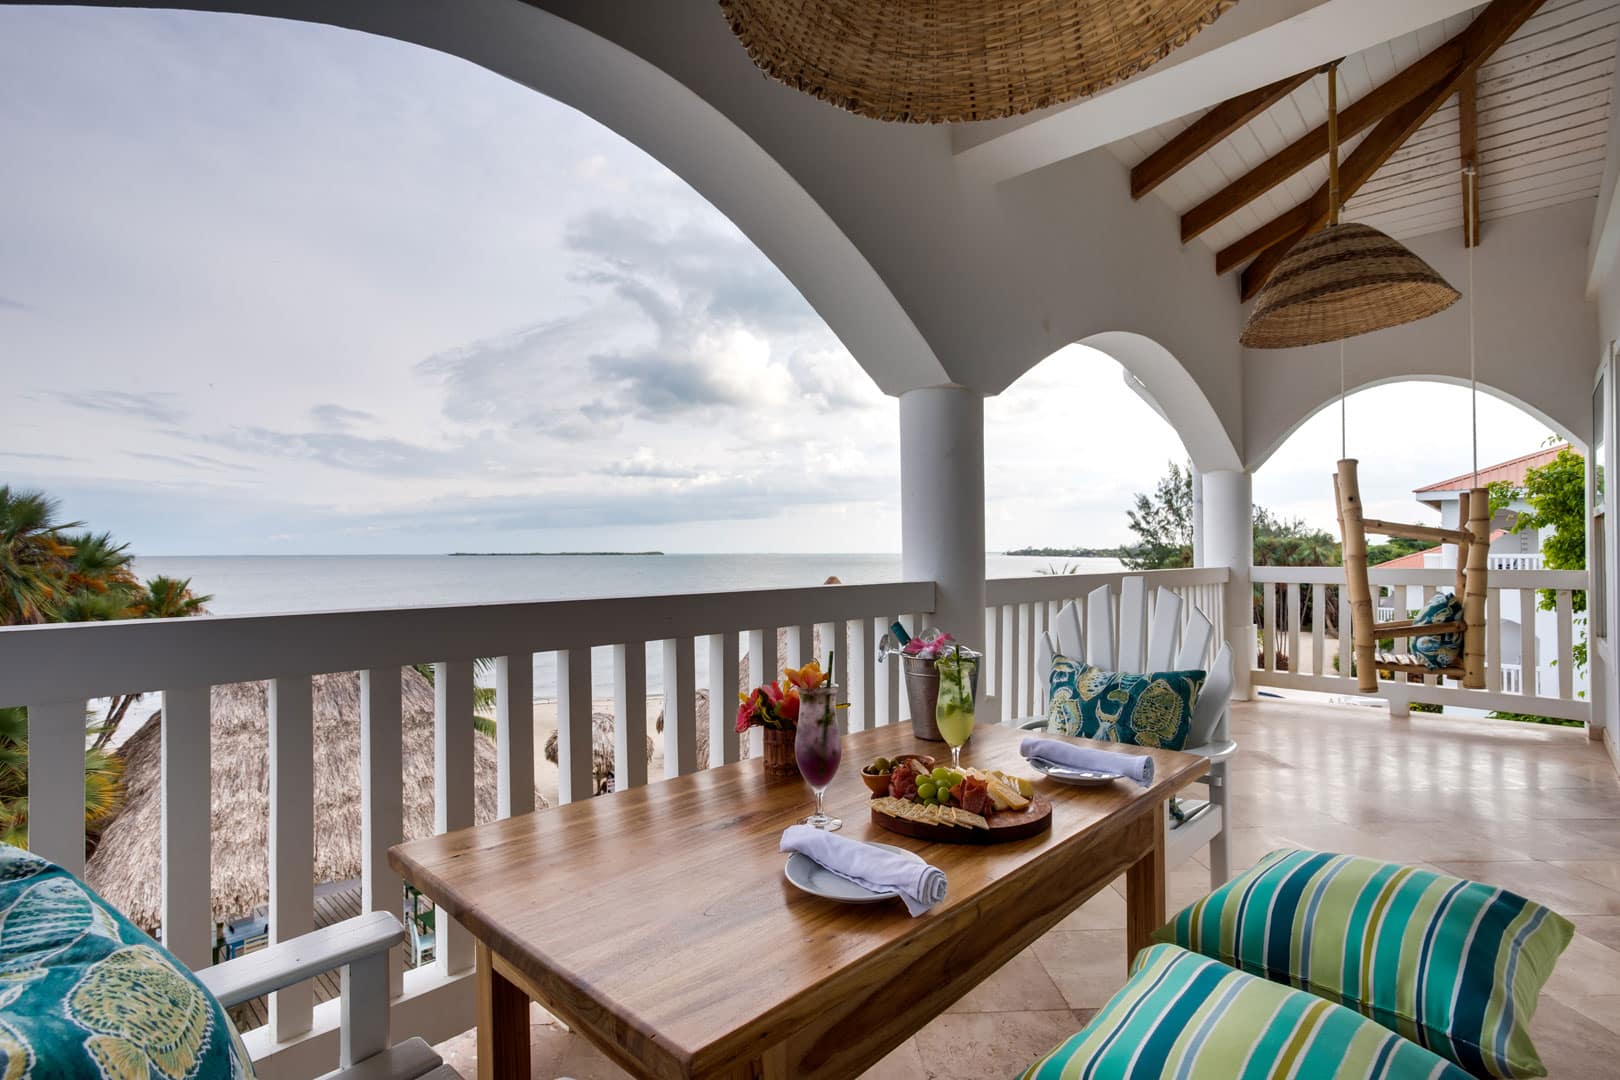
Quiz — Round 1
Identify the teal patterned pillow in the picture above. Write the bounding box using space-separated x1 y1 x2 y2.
1047 656 1203 750
0 843 254 1080
1413 592 1465 669
1021 943 1472 1080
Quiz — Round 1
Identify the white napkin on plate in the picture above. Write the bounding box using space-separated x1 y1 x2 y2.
780 825 947 916
1020 737 1155 787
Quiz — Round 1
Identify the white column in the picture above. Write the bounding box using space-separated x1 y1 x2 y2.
900 386 985 653
1202 468 1254 701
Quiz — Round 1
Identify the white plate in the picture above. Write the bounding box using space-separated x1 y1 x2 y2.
1026 756 1124 787
784 843 913 904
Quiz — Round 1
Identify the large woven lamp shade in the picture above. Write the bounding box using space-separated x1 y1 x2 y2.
1238 222 1461 348
717 0 1241 123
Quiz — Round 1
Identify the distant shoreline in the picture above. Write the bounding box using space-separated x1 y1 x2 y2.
447 551 665 557
1004 546 1127 558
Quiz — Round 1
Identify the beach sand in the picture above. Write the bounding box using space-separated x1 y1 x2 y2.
530 695 669 807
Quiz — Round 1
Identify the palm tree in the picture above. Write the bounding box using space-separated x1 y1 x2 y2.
90 577 213 751
0 486 78 624
129 575 212 619
0 706 124 850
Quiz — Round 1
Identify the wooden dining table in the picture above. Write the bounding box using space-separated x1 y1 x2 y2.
390 721 1205 1080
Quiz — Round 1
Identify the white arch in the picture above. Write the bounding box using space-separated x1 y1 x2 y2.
1247 373 1585 473
56 0 948 394
1079 332 1243 472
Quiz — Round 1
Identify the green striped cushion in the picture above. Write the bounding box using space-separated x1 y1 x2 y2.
1020 943 1472 1080
1154 849 1574 1079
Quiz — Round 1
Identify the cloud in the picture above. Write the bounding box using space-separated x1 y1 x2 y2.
35 390 184 425
0 449 79 462
311 403 374 430
0 295 28 312
600 448 703 480
127 451 256 474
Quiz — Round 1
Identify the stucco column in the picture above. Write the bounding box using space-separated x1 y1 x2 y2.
1202 469 1254 701
900 386 985 654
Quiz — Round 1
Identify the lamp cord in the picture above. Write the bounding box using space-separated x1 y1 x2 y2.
1340 339 1347 460
1466 164 1478 486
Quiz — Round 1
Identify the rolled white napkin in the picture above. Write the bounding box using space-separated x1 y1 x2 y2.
780 824 947 917
1020 737 1155 787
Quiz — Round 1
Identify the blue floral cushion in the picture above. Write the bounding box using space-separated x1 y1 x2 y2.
1046 655 1203 750
0 843 253 1080
1412 591 1465 669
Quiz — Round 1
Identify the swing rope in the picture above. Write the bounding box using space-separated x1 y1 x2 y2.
1466 163 1479 487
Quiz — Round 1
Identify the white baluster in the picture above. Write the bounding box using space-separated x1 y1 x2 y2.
613 642 649 788
1022 603 1037 708
1486 588 1502 692
850 618 874 732
433 661 474 976
747 627 777 752
1557 590 1574 700
1520 590 1538 696
878 619 901 727
1262 585 1276 674
1286 584 1301 678
496 653 535 817
162 685 211 971
664 637 697 777
707 632 740 765
1002 604 1020 717
817 620 849 733
269 674 315 1039
1338 586 1352 684
26 699 86 875
556 649 593 802
359 667 404 998
1311 585 1327 677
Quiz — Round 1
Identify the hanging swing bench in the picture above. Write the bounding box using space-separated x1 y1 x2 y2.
1333 459 1490 693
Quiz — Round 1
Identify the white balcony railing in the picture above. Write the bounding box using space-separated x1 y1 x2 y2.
1252 566 1588 722
1488 553 1545 571
0 580 934 1076
982 567 1230 719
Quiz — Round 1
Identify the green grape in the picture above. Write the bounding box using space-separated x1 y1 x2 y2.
916 781 937 801
945 771 964 788
930 767 950 783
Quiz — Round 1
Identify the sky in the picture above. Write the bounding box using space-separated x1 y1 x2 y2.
0 7 1558 556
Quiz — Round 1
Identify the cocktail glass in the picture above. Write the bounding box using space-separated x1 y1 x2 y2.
794 685 842 831
935 649 977 769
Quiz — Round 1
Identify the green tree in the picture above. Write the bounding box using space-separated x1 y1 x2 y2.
0 487 78 624
1121 461 1195 570
1491 446 1588 678
0 706 125 848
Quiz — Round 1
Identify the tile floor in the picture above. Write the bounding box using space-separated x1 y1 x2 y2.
435 696 1620 1078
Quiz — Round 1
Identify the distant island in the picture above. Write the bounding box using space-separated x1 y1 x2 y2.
449 551 665 557
1005 546 1128 558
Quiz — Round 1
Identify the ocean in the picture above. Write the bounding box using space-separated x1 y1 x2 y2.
128 553 1123 699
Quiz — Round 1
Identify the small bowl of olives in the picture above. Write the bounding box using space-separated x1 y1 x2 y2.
860 756 893 796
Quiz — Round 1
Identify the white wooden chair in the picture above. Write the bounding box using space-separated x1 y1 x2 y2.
197 911 454 1080
1019 578 1238 889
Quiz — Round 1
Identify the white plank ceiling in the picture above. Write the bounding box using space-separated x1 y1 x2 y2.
1110 0 1620 254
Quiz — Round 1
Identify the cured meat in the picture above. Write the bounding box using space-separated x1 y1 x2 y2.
958 775 991 817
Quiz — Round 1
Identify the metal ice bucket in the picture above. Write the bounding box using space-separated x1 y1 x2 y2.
898 650 980 742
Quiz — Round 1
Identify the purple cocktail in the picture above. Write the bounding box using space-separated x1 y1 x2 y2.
795 685 842 830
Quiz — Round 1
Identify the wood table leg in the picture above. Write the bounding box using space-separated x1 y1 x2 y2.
1124 804 1168 972
477 941 531 1080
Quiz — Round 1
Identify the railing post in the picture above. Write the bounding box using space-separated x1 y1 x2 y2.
25 699 86 876
663 638 698 777
161 685 212 971
557 649 593 803
707 633 740 763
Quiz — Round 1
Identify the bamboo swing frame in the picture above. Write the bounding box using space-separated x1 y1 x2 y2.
1335 459 1489 693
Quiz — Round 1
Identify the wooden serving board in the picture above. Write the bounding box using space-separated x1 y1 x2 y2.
871 794 1053 845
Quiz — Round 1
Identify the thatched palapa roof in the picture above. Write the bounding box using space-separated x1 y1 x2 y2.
544 711 654 794
86 668 545 932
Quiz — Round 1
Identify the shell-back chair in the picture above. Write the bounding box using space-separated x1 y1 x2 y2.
1021 577 1238 889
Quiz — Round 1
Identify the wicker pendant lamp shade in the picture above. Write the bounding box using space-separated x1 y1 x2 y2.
717 0 1241 123
1238 222 1461 348
1240 63 1459 348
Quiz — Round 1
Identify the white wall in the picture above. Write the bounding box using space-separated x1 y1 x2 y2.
1245 202 1600 469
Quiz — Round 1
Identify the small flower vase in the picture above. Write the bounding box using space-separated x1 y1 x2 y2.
762 727 800 778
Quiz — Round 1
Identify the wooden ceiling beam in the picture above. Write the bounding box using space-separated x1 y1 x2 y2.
1460 70 1480 248
1180 48 1461 243
1230 0 1547 301
1132 68 1322 200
